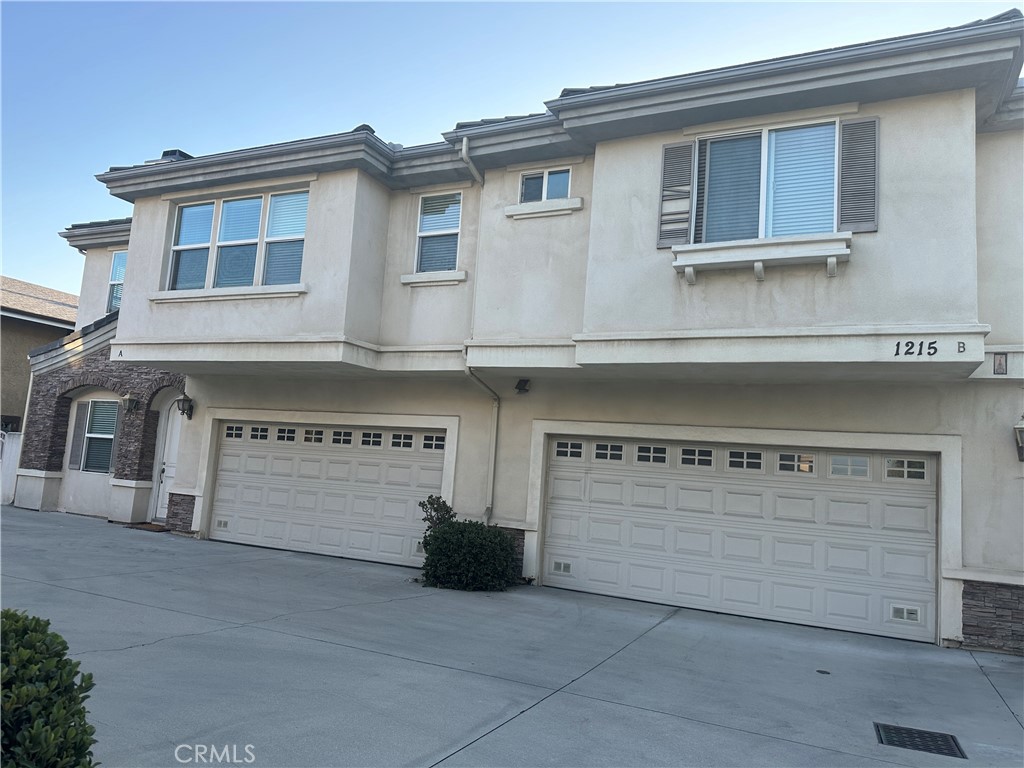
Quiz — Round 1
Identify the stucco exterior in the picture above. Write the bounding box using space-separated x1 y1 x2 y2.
16 11 1024 650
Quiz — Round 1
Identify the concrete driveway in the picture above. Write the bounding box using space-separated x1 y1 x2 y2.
2 506 1021 768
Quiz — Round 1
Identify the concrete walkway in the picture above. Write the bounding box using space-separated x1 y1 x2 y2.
2 506 1021 768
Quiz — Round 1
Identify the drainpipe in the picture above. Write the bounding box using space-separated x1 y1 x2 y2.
461 137 484 186
465 367 499 523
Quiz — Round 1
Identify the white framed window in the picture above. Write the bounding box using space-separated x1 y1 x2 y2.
276 428 296 442
303 429 324 444
520 168 570 203
636 445 668 464
884 457 927 481
680 447 714 468
391 433 413 449
224 425 244 439
594 443 623 461
829 454 870 479
250 426 269 441
361 431 383 447
169 191 308 290
695 122 836 243
81 401 118 473
107 251 127 311
555 440 583 459
416 192 461 273
332 430 352 445
727 449 763 471
423 435 445 450
777 452 815 474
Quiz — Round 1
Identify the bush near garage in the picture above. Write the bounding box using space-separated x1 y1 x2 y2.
419 497 518 591
1 609 97 768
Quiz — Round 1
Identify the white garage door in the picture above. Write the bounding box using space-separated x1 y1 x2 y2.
543 436 937 641
210 421 446 565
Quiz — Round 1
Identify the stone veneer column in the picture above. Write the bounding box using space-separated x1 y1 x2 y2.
961 581 1024 655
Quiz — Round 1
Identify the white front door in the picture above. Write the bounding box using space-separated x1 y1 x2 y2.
152 403 182 521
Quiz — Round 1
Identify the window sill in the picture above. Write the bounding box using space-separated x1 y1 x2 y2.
400 271 467 286
504 198 584 220
150 284 308 303
671 232 852 284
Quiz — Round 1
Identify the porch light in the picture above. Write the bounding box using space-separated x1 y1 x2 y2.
120 394 140 414
1014 415 1024 462
175 395 194 420
514 379 530 394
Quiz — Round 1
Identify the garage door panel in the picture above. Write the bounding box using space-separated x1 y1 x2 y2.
544 436 936 641
211 421 444 566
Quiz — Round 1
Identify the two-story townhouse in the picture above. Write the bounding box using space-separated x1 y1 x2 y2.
15 11 1023 653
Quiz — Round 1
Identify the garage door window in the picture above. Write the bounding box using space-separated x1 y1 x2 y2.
884 457 927 481
727 449 763 470
277 428 296 442
304 429 324 444
778 452 815 474
225 425 243 439
830 454 870 478
556 441 583 458
681 447 714 468
391 433 414 449
594 443 624 461
332 430 353 445
362 432 383 447
636 445 668 464
423 435 445 450
250 426 269 440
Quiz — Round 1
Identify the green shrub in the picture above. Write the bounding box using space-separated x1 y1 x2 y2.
422 519 518 591
419 495 456 531
1 609 97 768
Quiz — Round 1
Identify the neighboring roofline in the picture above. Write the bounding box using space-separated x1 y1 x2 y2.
28 310 118 358
59 218 132 250
0 308 75 331
982 79 1024 131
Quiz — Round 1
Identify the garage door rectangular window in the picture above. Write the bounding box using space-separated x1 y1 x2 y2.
82 401 119 473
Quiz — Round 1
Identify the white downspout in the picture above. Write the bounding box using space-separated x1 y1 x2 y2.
461 137 484 186
465 367 499 523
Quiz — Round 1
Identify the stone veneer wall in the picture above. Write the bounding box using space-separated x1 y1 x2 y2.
962 581 1024 655
20 346 184 480
166 493 197 533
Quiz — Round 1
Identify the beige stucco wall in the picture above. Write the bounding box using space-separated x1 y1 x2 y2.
976 129 1024 346
0 318 69 424
168 373 1022 575
77 247 119 328
57 387 119 515
582 91 980 335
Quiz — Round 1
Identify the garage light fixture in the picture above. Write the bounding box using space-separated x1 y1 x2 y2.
1015 415 1024 462
174 394 194 420
514 379 530 394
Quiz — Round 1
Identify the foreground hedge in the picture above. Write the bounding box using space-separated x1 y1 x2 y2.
422 520 518 591
1 609 97 768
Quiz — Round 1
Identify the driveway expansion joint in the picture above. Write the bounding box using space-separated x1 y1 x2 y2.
971 650 1024 730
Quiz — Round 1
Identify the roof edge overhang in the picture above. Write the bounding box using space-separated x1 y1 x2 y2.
441 114 595 169
59 219 133 250
981 81 1024 131
545 12 1024 143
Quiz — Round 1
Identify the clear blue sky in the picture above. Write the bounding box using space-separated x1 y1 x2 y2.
2 1 1019 294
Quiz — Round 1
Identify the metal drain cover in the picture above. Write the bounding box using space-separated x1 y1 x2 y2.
874 723 967 759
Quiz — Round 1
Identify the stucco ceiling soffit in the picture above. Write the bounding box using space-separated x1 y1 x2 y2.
97 133 398 202
441 116 594 170
389 152 475 189
548 37 1023 143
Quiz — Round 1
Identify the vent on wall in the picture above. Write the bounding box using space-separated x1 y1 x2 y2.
552 561 572 574
214 519 229 530
891 605 921 622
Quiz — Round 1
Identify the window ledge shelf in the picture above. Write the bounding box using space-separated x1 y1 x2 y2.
671 232 852 284
150 284 308 303
400 270 467 286
504 198 584 220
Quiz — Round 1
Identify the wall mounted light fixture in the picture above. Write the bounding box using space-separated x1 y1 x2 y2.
120 394 140 414
174 394 194 420
514 379 530 394
1014 415 1024 462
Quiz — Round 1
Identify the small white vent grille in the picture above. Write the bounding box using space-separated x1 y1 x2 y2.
415 541 424 554
552 561 572 574
215 519 229 530
891 605 921 623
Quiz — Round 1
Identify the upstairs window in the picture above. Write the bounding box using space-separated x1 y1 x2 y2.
107 251 127 311
417 192 461 272
169 191 309 290
520 169 570 203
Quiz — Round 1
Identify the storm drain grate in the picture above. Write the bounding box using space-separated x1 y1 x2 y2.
874 723 967 759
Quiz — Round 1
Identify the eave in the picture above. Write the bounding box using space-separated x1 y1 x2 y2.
59 219 132 250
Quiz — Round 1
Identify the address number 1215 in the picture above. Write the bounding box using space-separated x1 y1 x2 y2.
895 340 938 357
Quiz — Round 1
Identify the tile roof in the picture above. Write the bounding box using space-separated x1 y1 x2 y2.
1 276 78 324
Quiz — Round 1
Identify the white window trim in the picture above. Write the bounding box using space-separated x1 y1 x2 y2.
504 197 584 220
415 191 462 274
169 189 308 291
81 400 118 473
828 452 872 480
108 251 127 312
519 167 572 204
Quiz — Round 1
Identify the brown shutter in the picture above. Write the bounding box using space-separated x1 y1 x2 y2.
838 118 879 233
657 142 695 248
68 403 89 471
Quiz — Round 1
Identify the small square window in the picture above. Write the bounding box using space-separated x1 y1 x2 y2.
884 457 927 481
778 452 815 473
520 168 571 203
830 454 870 478
555 440 583 458
225 425 243 439
681 447 714 468
392 433 414 449
332 430 352 445
276 428 296 442
362 431 383 447
637 445 668 464
250 426 269 441
303 429 324 444
727 450 762 470
594 443 623 461
423 435 446 450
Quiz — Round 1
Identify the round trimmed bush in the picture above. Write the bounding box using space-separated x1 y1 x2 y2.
1 609 97 768
422 520 518 591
